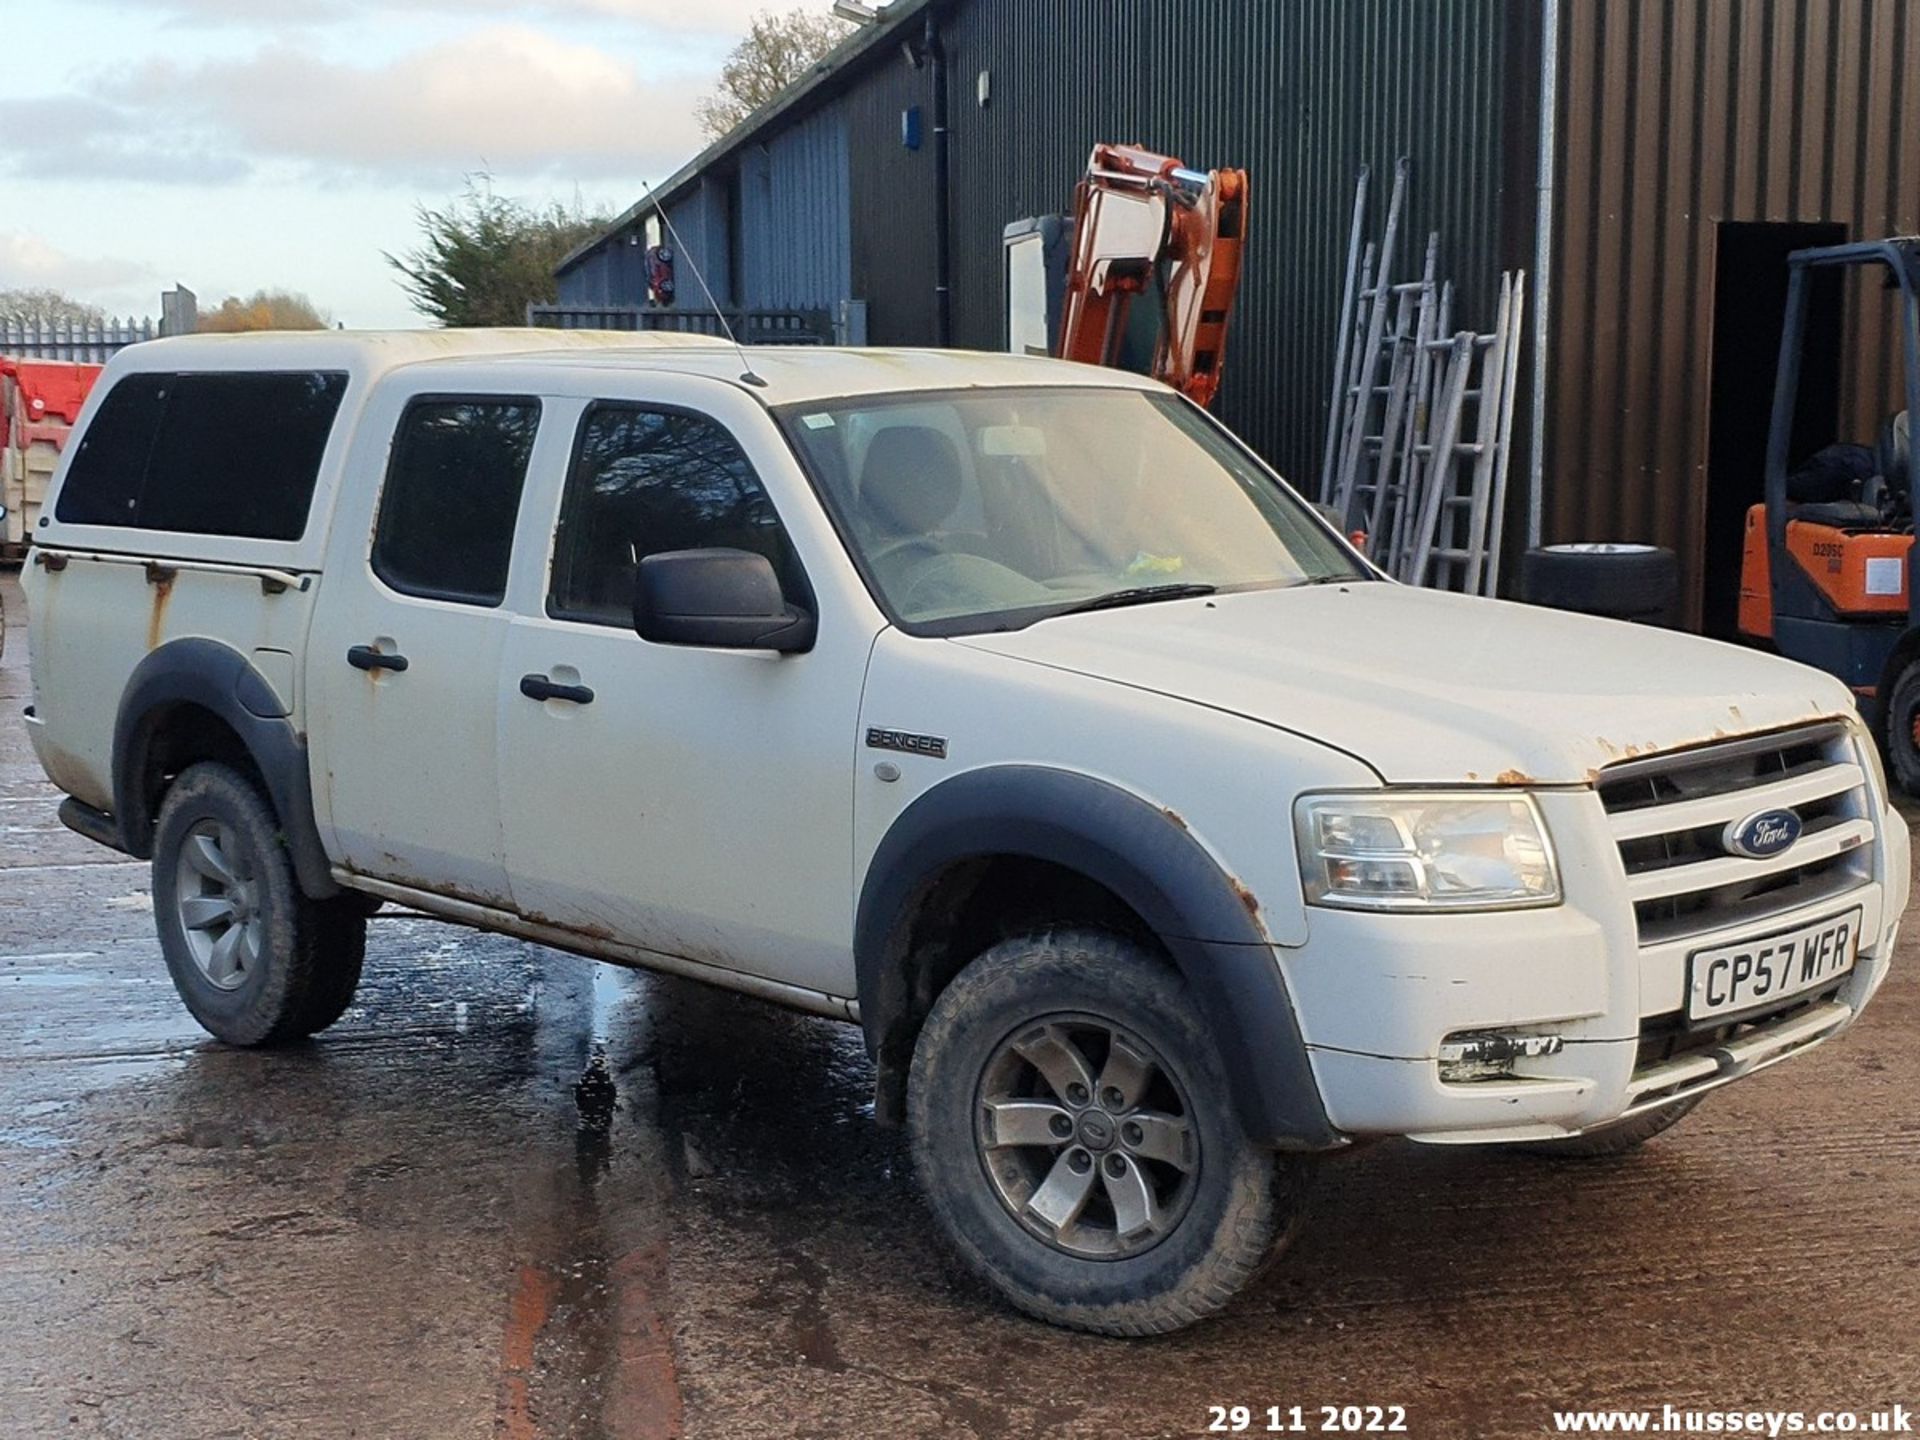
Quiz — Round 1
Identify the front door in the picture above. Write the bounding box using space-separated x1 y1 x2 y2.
495 387 867 997
308 393 544 904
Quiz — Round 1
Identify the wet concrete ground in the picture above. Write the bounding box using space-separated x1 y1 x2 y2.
2 568 1917 1440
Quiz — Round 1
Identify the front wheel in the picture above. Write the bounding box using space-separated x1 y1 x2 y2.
907 930 1311 1335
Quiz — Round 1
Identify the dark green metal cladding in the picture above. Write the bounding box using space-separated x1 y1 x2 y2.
919 0 1536 487
566 0 1537 491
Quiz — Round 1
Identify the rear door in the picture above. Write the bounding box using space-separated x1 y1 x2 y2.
308 390 546 904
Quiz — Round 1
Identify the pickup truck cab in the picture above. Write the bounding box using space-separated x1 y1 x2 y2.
22 330 1911 1335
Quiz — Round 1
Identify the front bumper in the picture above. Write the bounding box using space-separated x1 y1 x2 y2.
1280 786 1910 1144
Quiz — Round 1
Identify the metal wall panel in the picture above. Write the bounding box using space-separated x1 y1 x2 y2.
648 181 733 308
555 242 614 307
735 104 853 310
1549 0 1919 622
939 0 1534 485
845 50 941 344
555 221 653 310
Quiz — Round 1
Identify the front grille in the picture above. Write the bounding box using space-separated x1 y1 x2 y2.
1598 722 1875 946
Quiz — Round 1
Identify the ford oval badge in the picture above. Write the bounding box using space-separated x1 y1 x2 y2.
1724 808 1802 859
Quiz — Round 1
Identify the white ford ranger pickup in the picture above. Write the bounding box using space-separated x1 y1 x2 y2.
20 331 1910 1335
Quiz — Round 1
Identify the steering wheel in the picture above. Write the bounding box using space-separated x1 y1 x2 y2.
896 552 1053 617
867 536 942 569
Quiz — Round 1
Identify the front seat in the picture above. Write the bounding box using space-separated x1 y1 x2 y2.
857 426 966 556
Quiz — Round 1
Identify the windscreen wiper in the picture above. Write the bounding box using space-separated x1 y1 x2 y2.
1049 582 1219 617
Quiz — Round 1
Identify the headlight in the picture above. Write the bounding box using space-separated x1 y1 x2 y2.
1294 792 1561 911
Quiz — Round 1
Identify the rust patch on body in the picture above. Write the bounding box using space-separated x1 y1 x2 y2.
1230 878 1260 918
521 908 618 945
145 564 176 651
1494 768 1534 786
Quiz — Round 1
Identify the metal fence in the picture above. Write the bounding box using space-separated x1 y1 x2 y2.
527 304 835 345
0 317 155 364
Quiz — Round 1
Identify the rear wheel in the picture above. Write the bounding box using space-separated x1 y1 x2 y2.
1882 659 1920 797
153 762 365 1045
292 902 368 1036
908 930 1311 1335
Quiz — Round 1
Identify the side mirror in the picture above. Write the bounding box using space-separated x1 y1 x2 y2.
633 548 816 653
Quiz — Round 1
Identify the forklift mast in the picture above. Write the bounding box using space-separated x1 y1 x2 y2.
1761 238 1920 696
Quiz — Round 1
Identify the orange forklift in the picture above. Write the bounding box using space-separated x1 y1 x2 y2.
1739 238 1920 789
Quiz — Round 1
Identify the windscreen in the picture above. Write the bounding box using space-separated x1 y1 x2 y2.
779 387 1364 634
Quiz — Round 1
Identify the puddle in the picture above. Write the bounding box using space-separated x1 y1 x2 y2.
4 972 156 988
0 1126 69 1151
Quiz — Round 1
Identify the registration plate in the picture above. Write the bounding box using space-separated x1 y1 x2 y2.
1687 907 1862 1024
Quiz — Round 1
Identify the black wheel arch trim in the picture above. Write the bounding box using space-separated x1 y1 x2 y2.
111 637 339 899
855 764 1338 1150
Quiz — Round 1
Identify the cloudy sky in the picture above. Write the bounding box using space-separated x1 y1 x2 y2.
0 0 824 327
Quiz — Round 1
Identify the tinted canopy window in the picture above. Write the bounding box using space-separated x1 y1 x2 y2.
549 405 804 626
56 371 346 539
372 398 541 606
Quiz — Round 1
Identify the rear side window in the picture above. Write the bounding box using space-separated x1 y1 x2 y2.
548 403 804 626
56 371 346 539
372 397 541 606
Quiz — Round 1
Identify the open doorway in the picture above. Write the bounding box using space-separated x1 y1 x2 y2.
1702 221 1847 639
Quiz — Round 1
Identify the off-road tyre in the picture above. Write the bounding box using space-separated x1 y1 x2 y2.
292 901 368 1037
1508 1095 1702 1159
1882 658 1920 798
907 929 1311 1336
152 762 359 1045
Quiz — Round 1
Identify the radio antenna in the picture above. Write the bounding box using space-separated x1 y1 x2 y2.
641 178 766 388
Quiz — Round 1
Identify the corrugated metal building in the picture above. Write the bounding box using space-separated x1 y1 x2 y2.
1548 0 1919 633
555 0 1916 631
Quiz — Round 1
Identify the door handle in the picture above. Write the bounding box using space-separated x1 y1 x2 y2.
347 644 409 673
519 673 595 706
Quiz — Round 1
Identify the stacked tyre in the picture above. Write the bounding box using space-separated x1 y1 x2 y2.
1517 543 1680 626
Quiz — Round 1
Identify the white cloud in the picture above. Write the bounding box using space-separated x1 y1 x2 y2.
76 0 835 38
112 26 708 183
0 96 250 184
0 231 163 312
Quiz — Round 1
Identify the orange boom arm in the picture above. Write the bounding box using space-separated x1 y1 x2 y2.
1055 142 1248 408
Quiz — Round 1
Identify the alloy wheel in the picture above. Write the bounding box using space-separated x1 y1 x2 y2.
173 819 263 992
974 1015 1200 1259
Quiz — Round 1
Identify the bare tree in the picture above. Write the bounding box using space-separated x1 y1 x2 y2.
0 288 106 327
696 7 854 141
198 290 333 332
